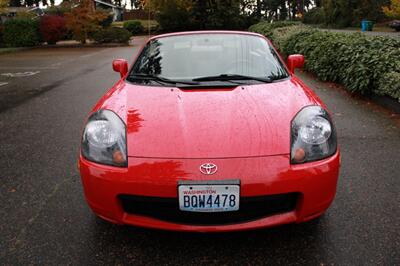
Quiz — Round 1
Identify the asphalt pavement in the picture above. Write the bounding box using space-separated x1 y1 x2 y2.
0 39 399 265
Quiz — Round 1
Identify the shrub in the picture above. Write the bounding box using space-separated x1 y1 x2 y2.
248 21 298 39
40 15 67 45
123 20 144 35
249 21 400 101
120 20 160 33
91 27 131 43
270 25 312 55
376 72 400 102
282 31 400 95
16 11 37 20
303 8 325 24
3 18 40 47
145 21 160 32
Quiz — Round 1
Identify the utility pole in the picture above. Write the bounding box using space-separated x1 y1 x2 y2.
147 0 150 36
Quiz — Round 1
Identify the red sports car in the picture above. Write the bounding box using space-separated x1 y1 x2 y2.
79 31 340 232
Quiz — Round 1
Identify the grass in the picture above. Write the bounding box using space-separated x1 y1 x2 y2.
0 47 29 55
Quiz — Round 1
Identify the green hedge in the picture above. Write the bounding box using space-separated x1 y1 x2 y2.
271 25 313 55
123 20 144 35
3 18 40 47
249 22 400 102
248 21 299 39
91 27 131 44
375 72 400 100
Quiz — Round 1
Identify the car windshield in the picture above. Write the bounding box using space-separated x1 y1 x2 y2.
128 33 289 86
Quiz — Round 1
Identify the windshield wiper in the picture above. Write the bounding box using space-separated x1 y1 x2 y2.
192 74 272 83
268 73 289 81
128 73 199 85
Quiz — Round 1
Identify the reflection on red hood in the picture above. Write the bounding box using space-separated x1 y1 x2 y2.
94 78 322 158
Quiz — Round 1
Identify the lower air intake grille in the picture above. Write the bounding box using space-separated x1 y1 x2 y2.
119 193 298 226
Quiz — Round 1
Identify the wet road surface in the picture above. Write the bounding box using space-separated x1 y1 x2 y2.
0 39 399 265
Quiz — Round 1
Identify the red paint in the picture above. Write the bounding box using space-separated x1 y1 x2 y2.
79 31 340 232
112 59 128 78
287 54 305 73
96 78 323 158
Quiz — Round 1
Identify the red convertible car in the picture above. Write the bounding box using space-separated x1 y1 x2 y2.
79 31 340 232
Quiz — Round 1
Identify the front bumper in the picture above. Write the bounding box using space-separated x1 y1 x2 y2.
79 151 340 232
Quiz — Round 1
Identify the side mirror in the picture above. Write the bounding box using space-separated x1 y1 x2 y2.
287 54 305 73
112 59 128 78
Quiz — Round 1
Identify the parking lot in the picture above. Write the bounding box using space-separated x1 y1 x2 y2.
0 39 399 265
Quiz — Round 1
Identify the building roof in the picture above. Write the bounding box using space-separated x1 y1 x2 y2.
94 0 123 9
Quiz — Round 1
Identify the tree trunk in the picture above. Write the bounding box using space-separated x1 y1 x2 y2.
280 3 288 20
256 0 261 19
81 31 87 44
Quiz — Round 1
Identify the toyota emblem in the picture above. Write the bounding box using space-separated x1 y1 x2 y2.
199 163 218 175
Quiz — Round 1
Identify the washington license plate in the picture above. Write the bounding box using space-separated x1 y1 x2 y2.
178 184 240 212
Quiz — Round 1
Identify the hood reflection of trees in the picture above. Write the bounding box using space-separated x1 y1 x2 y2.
127 109 144 134
143 40 163 76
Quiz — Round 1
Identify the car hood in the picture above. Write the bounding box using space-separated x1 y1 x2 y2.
95 78 322 158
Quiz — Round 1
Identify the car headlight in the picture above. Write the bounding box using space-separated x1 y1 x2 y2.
81 109 127 167
291 106 337 164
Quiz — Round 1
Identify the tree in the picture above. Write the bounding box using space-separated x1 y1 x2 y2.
113 0 122 7
322 0 359 27
8 0 21 7
353 0 390 22
383 0 400 18
0 0 8 13
262 0 282 20
205 0 243 29
147 0 245 31
130 0 143 9
8 0 57 7
145 0 192 11
146 0 193 32
256 0 261 18
191 0 207 29
64 0 107 44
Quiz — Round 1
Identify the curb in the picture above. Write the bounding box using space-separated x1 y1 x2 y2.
0 43 134 55
299 70 400 115
0 36 150 55
33 43 132 49
368 94 400 114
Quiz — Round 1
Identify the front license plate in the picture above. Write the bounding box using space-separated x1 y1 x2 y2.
178 185 240 212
